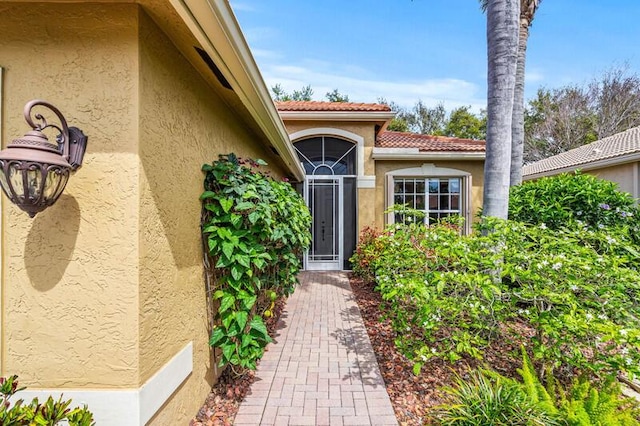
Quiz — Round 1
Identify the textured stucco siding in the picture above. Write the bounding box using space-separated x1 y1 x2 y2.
1 3 288 423
136 11 285 425
0 3 140 388
375 160 485 229
586 162 638 198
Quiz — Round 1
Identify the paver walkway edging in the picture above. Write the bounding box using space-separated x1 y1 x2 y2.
235 271 398 426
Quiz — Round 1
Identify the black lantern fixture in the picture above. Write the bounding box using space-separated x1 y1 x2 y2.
0 100 88 217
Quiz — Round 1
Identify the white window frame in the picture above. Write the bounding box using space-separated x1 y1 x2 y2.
386 163 472 234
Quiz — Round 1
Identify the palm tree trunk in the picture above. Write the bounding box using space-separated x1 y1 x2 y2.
510 19 530 186
483 0 520 219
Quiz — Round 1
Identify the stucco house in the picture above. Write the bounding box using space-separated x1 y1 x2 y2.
523 126 640 199
0 1 485 424
277 100 485 271
0 1 303 424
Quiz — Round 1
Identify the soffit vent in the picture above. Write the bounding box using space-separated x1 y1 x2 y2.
194 47 233 91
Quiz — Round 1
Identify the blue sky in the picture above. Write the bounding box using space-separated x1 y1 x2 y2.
229 0 640 112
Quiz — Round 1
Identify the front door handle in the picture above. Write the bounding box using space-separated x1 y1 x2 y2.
321 221 325 241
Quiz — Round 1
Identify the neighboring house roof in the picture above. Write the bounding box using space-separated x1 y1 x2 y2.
372 131 485 161
276 101 391 112
523 126 640 179
376 131 486 152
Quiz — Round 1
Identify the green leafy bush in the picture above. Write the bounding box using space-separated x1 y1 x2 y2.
509 172 640 244
201 154 311 370
0 375 95 426
358 217 640 380
350 226 384 282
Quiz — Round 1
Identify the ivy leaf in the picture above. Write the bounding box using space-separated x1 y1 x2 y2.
236 254 251 268
235 311 249 332
255 159 267 166
215 256 231 268
219 198 233 213
248 211 260 225
209 328 226 346
413 362 423 376
202 163 213 172
249 316 270 340
236 201 255 211
200 191 217 200
253 257 265 270
230 214 243 229
221 342 236 363
231 265 243 281
222 242 234 260
219 294 235 314
241 295 257 311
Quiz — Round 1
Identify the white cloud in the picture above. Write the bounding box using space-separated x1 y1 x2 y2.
525 68 545 83
229 2 256 12
260 60 486 112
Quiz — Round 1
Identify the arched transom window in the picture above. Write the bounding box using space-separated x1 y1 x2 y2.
294 137 356 176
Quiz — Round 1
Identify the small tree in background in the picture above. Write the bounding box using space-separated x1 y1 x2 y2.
325 88 350 102
271 84 314 101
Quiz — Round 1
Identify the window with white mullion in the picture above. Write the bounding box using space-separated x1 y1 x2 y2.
393 176 462 225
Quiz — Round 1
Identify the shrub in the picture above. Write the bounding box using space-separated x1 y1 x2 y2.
509 172 640 244
0 375 94 426
349 226 383 282
201 154 311 370
368 218 640 380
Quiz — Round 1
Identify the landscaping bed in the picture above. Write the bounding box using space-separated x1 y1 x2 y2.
349 274 524 425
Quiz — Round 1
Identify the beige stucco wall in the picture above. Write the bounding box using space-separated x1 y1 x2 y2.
136 11 284 424
374 160 485 229
585 162 639 198
0 2 141 388
1 3 286 424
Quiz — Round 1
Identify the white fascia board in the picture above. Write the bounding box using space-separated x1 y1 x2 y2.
372 147 485 161
169 0 305 181
279 111 396 122
522 152 640 181
18 342 193 426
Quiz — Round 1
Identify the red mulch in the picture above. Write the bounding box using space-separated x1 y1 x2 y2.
190 297 286 426
349 275 524 425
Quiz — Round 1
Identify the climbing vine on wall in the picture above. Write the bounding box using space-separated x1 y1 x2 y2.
200 153 311 370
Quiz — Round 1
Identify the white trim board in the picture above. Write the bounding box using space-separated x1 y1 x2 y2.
18 342 193 426
372 147 485 160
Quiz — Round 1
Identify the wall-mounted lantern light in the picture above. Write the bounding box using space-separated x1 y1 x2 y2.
0 100 88 217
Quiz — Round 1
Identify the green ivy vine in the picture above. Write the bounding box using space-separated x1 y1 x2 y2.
200 154 311 370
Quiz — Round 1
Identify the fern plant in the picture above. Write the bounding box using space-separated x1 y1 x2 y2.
557 379 640 426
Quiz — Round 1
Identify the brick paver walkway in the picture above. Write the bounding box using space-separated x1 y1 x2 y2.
235 271 397 426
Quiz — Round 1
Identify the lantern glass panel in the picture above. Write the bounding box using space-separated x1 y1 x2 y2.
0 167 10 198
8 164 25 202
44 169 68 201
26 168 42 200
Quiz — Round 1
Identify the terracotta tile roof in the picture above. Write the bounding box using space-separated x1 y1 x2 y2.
376 131 486 152
523 126 640 177
276 101 391 112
